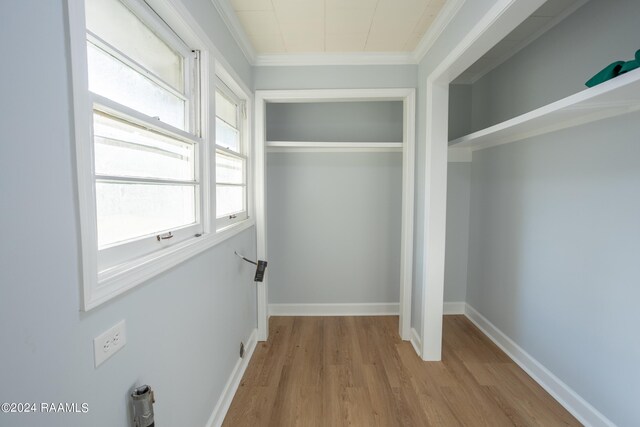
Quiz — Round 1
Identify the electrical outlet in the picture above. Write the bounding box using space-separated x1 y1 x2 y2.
94 320 127 368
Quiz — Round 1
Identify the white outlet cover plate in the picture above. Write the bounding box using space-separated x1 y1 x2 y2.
94 320 127 368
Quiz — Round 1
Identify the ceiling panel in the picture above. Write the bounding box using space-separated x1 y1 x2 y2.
283 32 324 52
326 0 378 10
230 0 272 11
370 0 425 34
228 0 446 54
236 10 280 35
366 29 411 52
273 1 323 21
325 7 375 34
227 0 585 58
326 33 368 52
248 33 285 52
414 6 439 34
404 32 424 51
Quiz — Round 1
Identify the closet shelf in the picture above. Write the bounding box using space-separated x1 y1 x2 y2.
266 141 403 152
449 68 640 151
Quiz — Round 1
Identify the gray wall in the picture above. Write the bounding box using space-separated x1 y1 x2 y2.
444 163 471 303
0 1 256 426
465 1 640 425
267 153 402 305
448 84 472 141
467 113 640 427
254 64 417 90
266 101 403 143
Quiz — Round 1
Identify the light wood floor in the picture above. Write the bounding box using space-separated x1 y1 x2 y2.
223 316 580 426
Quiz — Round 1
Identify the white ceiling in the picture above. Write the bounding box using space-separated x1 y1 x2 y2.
453 0 587 84
229 0 447 54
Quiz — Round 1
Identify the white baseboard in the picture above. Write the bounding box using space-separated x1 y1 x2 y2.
443 301 466 314
268 303 399 316
464 304 614 427
410 327 422 357
206 328 258 427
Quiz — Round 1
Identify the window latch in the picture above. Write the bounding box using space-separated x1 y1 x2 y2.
229 214 237 219
156 232 174 241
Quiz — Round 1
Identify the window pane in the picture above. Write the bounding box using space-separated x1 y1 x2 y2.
96 182 196 247
216 118 240 152
88 43 185 130
216 151 244 184
215 91 237 127
85 0 183 91
216 185 245 217
94 113 195 181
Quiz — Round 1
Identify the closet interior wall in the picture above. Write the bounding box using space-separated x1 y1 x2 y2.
448 0 640 424
265 102 404 309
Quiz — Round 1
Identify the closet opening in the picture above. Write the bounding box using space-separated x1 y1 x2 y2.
254 89 416 347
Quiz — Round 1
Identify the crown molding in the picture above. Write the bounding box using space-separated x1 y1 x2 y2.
210 0 256 64
254 52 416 67
212 0 466 67
412 0 467 63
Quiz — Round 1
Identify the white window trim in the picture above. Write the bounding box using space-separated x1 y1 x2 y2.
215 63 254 230
215 77 249 229
91 92 205 270
67 0 254 311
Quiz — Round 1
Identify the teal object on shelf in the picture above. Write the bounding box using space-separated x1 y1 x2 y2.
586 49 640 88
620 59 639 74
619 49 640 75
585 61 625 88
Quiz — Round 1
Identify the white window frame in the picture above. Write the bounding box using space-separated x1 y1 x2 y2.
67 0 255 311
92 107 204 271
215 78 249 230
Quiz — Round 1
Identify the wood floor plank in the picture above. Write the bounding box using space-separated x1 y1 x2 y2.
222 316 581 427
361 363 404 426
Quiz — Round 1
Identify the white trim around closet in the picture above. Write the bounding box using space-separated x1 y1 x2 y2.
254 88 416 345
420 0 549 361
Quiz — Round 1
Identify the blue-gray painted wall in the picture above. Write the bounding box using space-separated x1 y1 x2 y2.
444 163 471 303
449 84 472 141
266 101 403 143
265 102 404 306
0 1 256 426
253 64 418 90
267 152 402 305
467 114 640 426
464 0 640 424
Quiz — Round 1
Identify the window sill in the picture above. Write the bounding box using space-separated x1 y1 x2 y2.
84 218 255 310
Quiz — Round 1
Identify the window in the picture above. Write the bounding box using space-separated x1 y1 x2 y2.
68 0 254 310
215 82 248 229
84 0 202 271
